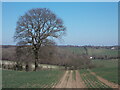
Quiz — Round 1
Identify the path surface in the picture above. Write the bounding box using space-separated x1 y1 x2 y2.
55 70 85 88
90 71 119 88
55 70 119 88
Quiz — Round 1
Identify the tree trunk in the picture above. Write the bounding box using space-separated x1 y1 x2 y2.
26 63 29 72
34 59 38 71
34 49 39 71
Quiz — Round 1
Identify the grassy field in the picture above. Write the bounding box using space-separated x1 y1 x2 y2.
61 47 118 57
2 69 64 88
62 46 119 84
87 48 118 57
2 47 119 88
79 69 110 88
91 59 118 84
61 47 86 55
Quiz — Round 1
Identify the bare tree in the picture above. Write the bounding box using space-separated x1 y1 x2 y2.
14 8 66 71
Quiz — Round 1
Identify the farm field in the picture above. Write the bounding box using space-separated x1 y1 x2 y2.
55 60 119 88
55 70 116 88
87 48 118 56
91 59 118 84
2 69 119 88
2 69 64 88
61 47 118 57
2 47 119 88
55 70 85 88
61 47 86 55
2 1 119 89
79 69 110 88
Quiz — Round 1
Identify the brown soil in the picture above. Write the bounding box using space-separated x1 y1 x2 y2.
55 70 69 88
90 71 119 88
76 70 85 88
55 70 86 88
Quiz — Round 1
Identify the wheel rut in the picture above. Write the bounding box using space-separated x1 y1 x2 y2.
55 70 85 88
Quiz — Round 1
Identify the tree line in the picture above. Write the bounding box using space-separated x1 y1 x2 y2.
2 45 93 71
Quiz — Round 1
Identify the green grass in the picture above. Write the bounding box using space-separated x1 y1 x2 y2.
60 47 118 57
2 69 64 88
60 47 86 55
79 69 110 88
91 59 118 84
87 48 118 57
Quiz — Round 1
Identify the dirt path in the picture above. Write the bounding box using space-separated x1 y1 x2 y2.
55 70 86 88
66 70 73 88
55 70 69 88
89 71 119 88
76 70 85 88
55 70 119 88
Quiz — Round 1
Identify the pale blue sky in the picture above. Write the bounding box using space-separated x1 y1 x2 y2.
2 2 118 46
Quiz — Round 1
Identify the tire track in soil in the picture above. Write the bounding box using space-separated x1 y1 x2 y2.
66 70 73 88
55 70 86 88
76 70 86 88
72 71 77 88
90 71 119 88
55 70 69 88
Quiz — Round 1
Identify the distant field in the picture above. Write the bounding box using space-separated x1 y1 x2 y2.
61 47 118 57
61 47 86 55
88 48 118 57
2 70 64 88
91 59 118 84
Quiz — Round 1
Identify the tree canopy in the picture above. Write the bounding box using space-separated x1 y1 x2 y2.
14 8 66 71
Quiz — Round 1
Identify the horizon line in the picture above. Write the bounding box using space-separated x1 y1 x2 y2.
0 44 119 46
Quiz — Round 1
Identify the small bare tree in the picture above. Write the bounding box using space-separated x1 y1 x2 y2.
14 8 66 71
